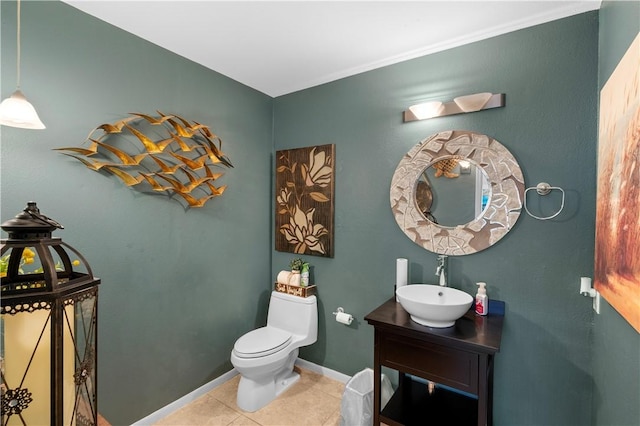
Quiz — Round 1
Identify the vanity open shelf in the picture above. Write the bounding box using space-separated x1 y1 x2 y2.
365 298 505 426
382 376 477 425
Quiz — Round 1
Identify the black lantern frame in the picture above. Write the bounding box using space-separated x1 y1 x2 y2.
1 202 100 425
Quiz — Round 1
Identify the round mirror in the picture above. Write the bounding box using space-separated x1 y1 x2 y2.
390 130 525 255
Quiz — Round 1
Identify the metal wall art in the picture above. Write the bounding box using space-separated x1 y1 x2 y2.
55 112 232 208
275 144 335 257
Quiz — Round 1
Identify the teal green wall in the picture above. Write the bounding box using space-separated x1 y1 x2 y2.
273 12 599 426
1 1 273 424
593 2 640 425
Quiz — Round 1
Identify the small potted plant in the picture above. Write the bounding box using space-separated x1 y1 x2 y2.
290 258 304 272
289 258 304 286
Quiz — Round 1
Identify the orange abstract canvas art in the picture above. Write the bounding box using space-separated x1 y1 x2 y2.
594 33 640 332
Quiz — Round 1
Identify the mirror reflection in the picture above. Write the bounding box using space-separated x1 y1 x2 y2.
416 158 490 227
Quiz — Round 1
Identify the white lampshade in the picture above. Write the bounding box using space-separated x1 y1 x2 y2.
453 92 493 113
408 101 444 120
0 90 46 129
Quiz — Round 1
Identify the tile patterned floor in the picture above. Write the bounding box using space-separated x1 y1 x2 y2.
153 366 345 426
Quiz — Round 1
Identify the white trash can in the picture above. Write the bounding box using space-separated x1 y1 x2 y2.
339 368 393 426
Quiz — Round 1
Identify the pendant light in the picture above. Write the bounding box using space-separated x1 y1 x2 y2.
0 0 45 129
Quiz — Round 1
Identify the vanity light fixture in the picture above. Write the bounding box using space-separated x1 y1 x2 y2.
404 92 505 123
408 101 444 120
0 0 46 129
454 92 493 112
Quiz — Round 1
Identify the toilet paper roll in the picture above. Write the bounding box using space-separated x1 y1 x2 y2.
396 258 408 301
580 277 592 294
289 272 301 286
396 258 408 287
277 270 291 285
336 312 353 325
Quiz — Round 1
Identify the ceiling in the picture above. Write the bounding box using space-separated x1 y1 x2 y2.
63 1 601 97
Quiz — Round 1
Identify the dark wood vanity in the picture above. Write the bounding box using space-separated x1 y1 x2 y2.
365 298 505 426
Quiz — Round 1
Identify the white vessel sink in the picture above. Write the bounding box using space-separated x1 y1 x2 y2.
396 284 473 328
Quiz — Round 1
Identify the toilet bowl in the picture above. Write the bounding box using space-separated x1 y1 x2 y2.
230 291 318 412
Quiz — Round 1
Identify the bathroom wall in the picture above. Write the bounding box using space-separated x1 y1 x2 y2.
0 1 273 424
592 2 640 425
273 12 599 425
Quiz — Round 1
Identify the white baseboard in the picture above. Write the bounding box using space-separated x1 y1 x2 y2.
132 358 350 424
295 358 351 384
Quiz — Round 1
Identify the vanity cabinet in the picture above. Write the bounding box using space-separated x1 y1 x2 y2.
365 298 505 426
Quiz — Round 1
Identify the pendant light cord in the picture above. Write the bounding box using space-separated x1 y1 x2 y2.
16 0 22 89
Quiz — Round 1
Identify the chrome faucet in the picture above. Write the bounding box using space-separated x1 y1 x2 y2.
435 255 448 287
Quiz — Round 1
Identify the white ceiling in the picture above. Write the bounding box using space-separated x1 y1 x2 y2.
63 1 601 97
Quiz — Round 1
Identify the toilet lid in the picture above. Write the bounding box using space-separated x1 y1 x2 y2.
234 327 291 358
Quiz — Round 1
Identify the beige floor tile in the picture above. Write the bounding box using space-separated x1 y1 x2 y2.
157 366 347 426
153 394 241 426
322 408 342 426
299 370 346 400
242 368 342 426
209 374 242 410
228 415 261 426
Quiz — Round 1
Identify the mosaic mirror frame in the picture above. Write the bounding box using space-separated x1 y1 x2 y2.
390 130 525 255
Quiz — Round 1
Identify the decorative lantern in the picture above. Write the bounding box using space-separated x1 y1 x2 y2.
1 202 100 425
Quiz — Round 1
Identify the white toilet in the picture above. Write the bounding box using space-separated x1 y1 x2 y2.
230 291 318 412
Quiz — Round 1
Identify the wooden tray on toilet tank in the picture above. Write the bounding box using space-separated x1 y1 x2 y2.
274 283 317 298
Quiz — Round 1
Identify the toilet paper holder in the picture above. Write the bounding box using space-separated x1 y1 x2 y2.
333 307 354 325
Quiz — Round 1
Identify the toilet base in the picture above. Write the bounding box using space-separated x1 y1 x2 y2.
275 369 300 397
236 350 299 412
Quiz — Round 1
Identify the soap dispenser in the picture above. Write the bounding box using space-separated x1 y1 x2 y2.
475 282 488 316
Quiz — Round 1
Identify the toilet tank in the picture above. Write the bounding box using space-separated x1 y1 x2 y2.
267 291 318 345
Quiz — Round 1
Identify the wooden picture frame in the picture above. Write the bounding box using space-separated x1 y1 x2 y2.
275 144 335 257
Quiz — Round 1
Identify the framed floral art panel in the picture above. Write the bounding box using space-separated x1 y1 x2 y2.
275 144 335 257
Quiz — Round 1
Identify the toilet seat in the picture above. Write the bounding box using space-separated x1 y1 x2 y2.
234 327 291 359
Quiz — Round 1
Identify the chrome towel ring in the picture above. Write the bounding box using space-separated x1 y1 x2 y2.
524 182 565 220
